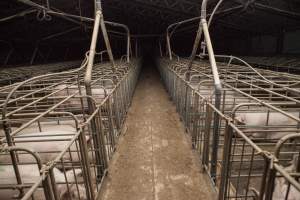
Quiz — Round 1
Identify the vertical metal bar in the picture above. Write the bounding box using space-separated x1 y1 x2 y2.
203 103 212 168
126 29 130 62
186 21 202 80
166 33 172 60
264 164 277 200
2 125 25 198
258 158 271 200
84 3 105 197
202 16 223 181
159 40 163 57
99 13 116 74
30 43 39 65
135 39 138 58
218 122 233 200
4 48 13 65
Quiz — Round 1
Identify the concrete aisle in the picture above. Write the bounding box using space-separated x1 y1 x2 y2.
99 65 215 200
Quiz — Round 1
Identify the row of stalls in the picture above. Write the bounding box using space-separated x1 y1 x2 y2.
0 61 81 86
0 1 141 199
242 56 300 75
159 0 300 199
0 56 140 200
158 56 300 199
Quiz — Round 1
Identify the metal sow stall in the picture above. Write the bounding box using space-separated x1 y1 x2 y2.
0 1 141 199
158 0 300 199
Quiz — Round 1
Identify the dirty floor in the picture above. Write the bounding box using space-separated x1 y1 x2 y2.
99 65 215 200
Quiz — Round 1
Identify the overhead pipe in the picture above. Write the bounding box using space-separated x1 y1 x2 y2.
105 21 131 63
166 4 243 60
17 0 131 63
0 9 36 22
17 0 81 26
254 3 300 19
40 26 80 41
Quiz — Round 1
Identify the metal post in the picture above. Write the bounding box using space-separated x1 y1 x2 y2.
100 18 116 73
30 43 39 65
135 39 138 58
218 122 233 200
159 40 163 57
166 32 172 60
84 3 105 195
186 21 202 80
200 0 223 182
4 48 13 65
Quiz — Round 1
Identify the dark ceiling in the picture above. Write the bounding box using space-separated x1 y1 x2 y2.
0 0 300 65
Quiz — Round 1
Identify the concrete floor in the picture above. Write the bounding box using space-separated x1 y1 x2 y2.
99 65 215 200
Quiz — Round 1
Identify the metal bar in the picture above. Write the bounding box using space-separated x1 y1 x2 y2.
255 3 300 19
165 4 243 60
105 21 131 63
41 26 80 41
30 43 39 65
0 9 36 22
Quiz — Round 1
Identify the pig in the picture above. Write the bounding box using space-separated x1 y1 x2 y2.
54 84 112 107
0 164 88 200
234 112 300 139
190 83 246 111
273 155 300 200
0 128 92 168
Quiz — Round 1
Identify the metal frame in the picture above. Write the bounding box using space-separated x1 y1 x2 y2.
158 56 300 199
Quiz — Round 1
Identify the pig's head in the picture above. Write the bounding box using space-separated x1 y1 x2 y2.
58 184 87 200
290 154 299 172
58 169 88 200
234 113 246 125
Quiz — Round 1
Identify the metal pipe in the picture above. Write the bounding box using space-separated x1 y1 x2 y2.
208 0 224 27
193 0 223 184
84 11 101 97
17 0 84 27
166 32 173 60
203 54 300 88
0 9 36 22
40 26 80 41
17 0 131 62
0 40 14 65
105 21 131 63
159 40 163 57
135 39 138 58
166 4 243 60
4 48 14 65
84 2 110 192
185 20 203 78
99 50 108 62
100 14 116 72
30 43 39 65
255 3 300 19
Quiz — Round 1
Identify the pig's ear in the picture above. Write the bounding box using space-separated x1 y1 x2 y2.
73 169 83 178
234 114 245 124
85 134 92 145
291 154 299 170
275 178 286 192
57 184 71 200
65 169 83 181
